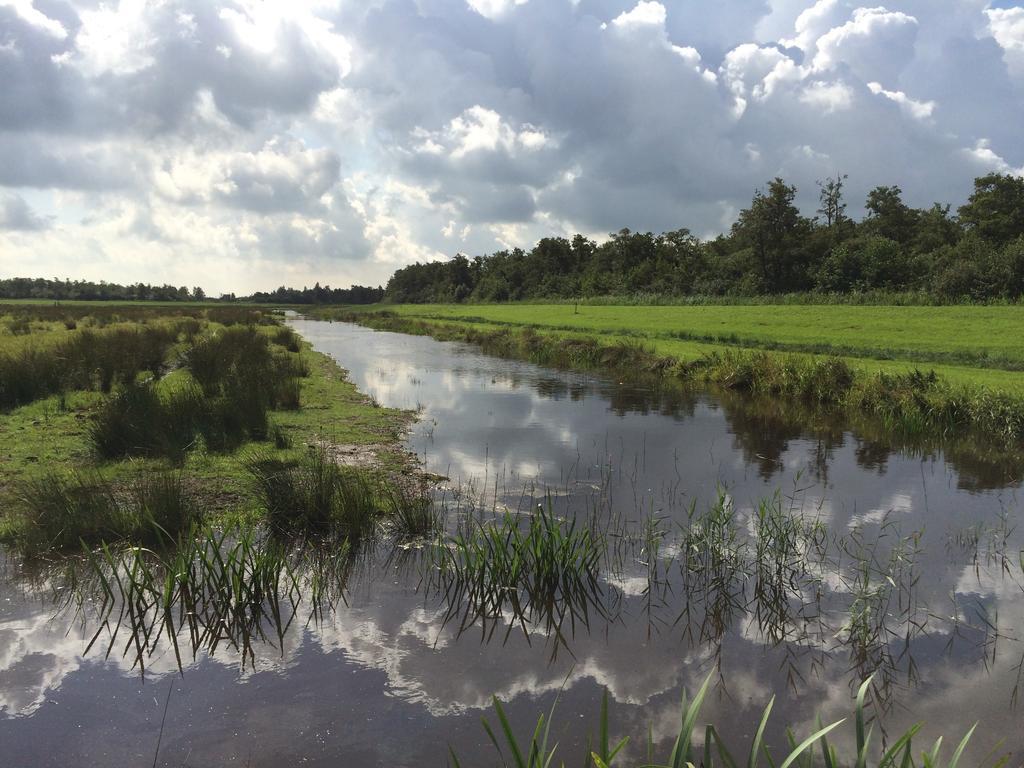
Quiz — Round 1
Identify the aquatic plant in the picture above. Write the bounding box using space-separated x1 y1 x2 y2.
453 675 987 768
429 501 605 649
386 483 441 539
79 527 303 672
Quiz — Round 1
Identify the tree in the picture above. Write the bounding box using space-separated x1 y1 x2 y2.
732 178 809 292
864 185 919 244
958 173 1024 247
192 286 206 301
816 173 848 229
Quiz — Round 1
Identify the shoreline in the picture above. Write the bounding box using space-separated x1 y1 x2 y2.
319 308 1024 457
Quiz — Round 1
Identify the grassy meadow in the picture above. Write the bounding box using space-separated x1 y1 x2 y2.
330 303 1024 393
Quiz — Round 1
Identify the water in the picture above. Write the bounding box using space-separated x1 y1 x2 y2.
1 319 1022 766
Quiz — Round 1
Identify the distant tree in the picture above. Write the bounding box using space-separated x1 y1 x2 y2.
958 173 1024 247
816 173 849 229
192 286 206 301
733 178 810 292
911 203 961 256
864 185 919 244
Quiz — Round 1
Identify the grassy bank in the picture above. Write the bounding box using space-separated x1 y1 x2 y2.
330 303 1024 389
0 304 416 551
317 310 1024 450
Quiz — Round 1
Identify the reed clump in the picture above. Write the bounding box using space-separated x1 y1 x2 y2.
0 321 192 409
429 502 604 641
10 470 198 554
79 526 301 673
89 326 309 459
272 325 303 352
244 446 380 538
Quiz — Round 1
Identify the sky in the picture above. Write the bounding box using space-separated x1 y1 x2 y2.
1 0 1023 295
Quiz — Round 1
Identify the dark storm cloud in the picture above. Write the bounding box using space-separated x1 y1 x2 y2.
0 192 52 230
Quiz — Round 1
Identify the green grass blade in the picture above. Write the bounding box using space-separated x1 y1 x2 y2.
948 724 977 768
778 720 845 768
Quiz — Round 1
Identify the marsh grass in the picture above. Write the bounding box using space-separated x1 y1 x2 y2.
429 501 604 649
244 445 380 537
386 484 441 539
454 674 989 768
14 472 124 553
0 322 189 409
272 325 303 352
79 527 301 672
130 472 199 547
89 381 202 459
89 324 309 460
12 470 198 554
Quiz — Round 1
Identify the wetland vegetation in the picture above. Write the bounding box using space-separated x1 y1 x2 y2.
2 305 1023 766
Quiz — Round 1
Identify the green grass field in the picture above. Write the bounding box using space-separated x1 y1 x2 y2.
345 303 1024 394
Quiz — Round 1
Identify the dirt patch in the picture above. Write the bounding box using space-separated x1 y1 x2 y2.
318 440 445 498
322 442 393 469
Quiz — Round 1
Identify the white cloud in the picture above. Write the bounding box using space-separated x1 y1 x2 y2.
0 0 67 39
413 106 553 160
799 79 854 112
962 139 1024 177
610 1 667 30
866 81 935 120
986 7 1024 78
782 0 842 51
466 0 529 21
812 7 919 82
720 43 801 102
74 0 158 77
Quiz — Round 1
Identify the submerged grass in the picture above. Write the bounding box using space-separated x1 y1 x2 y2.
78 526 302 673
427 501 606 650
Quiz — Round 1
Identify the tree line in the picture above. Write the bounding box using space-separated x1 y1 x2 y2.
0 278 384 305
0 278 216 302
247 284 384 304
384 172 1024 303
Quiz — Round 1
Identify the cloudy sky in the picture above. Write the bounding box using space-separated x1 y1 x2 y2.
1 0 1023 294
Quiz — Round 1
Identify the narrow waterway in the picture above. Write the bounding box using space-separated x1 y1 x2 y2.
1 319 1022 766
